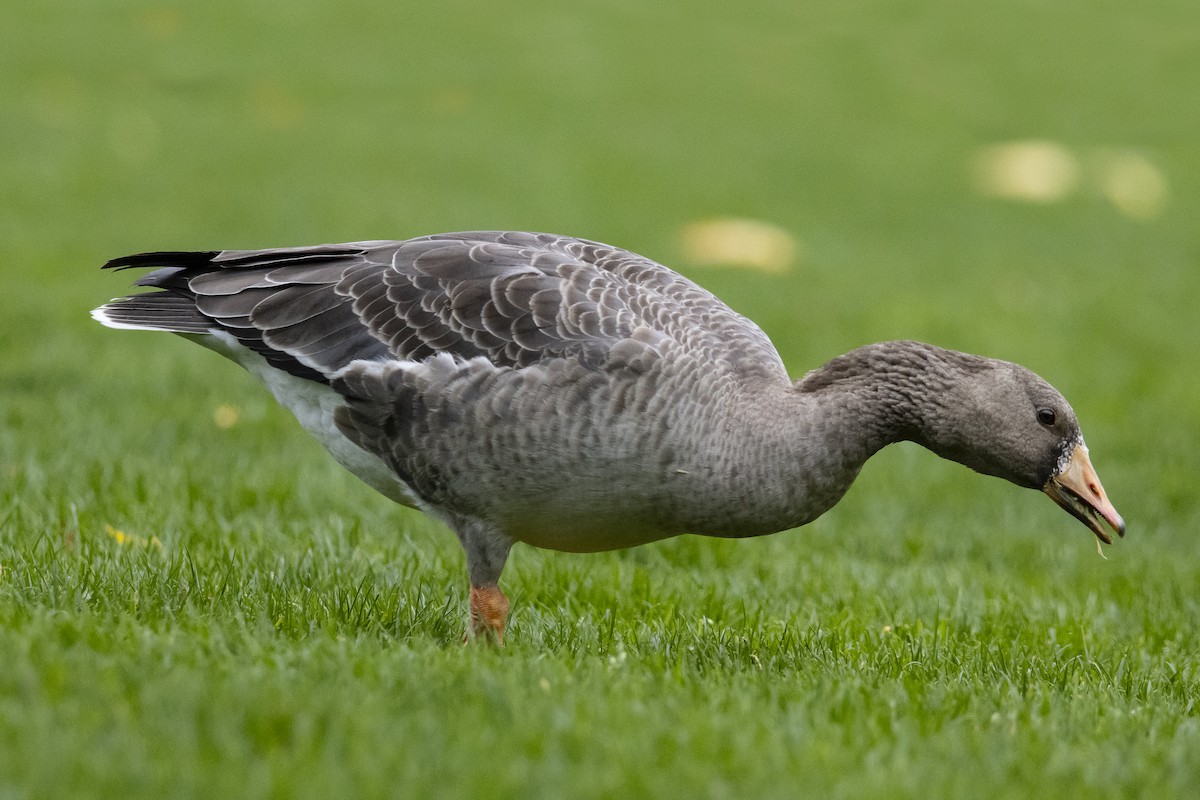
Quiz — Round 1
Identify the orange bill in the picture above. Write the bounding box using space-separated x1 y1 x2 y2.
1044 442 1126 544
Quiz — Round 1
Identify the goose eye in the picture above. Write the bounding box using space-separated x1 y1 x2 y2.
1037 408 1057 426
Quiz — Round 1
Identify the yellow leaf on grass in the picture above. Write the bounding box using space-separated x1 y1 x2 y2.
971 140 1079 203
105 524 163 550
679 218 798 273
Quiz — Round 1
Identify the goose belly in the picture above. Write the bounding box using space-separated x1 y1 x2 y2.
506 510 678 552
191 332 414 505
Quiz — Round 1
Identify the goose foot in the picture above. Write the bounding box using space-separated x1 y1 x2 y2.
466 584 510 644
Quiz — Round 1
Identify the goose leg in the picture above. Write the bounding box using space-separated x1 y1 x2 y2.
453 519 514 644
469 585 511 644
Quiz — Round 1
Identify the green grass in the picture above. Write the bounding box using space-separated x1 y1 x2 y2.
3 1 1199 797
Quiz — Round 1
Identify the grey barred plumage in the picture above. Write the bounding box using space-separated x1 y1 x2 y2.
95 231 1125 643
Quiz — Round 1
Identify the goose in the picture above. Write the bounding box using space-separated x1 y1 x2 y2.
94 231 1125 642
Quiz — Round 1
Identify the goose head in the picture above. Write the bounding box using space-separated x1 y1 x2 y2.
916 356 1126 544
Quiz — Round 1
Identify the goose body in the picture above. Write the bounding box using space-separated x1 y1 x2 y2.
95 231 1125 641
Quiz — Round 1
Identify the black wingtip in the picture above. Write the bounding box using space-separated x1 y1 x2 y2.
102 251 221 271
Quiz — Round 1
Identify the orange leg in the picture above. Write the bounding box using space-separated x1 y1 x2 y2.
468 584 510 644
452 521 513 644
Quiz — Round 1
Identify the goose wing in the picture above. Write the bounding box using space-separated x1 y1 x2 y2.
98 231 787 383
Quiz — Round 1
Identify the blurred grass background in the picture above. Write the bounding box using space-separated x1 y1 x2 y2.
2 1 1198 798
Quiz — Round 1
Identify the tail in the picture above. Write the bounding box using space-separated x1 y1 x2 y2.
93 245 388 385
92 251 219 333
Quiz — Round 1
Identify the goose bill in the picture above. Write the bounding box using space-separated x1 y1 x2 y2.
1044 443 1126 545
